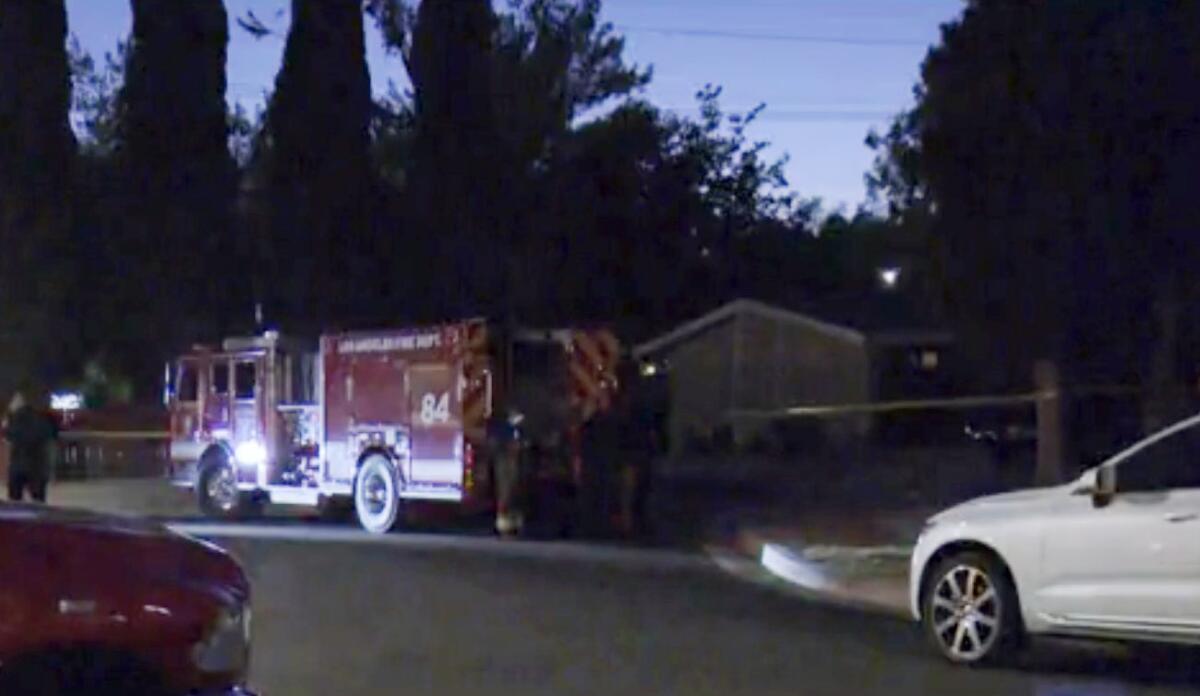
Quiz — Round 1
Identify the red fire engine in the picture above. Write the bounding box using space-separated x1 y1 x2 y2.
165 320 620 533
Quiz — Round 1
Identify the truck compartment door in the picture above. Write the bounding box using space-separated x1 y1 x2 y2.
407 363 463 499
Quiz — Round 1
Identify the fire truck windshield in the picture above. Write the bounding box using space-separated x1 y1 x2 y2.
212 363 230 395
235 362 256 400
177 362 199 402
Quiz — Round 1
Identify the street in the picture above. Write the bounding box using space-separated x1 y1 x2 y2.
178 524 1200 696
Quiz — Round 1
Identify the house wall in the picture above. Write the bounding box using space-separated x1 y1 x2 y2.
662 318 735 456
656 309 872 456
730 312 870 446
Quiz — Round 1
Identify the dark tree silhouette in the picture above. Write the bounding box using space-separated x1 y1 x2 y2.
255 0 374 332
389 0 662 322
0 0 77 394
531 87 807 336
873 0 1200 407
366 1 818 335
116 0 238 381
405 0 499 319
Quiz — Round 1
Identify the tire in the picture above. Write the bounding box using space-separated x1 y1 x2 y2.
197 456 245 519
0 649 167 696
922 551 1022 665
354 454 403 534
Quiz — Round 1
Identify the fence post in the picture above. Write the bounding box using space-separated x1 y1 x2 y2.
1034 360 1065 485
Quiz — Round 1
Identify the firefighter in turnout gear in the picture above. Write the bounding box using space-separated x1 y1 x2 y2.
489 409 526 537
3 391 59 503
613 360 662 537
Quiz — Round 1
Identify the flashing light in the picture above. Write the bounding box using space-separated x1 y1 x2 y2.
640 362 659 378
50 392 83 412
234 440 267 466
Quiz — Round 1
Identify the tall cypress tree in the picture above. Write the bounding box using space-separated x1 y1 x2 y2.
258 0 373 331
0 0 76 394
408 0 499 318
118 0 236 376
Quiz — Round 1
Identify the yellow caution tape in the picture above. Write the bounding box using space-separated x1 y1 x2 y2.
60 431 170 441
730 391 1052 419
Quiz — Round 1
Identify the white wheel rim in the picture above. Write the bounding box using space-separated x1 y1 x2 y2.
356 459 396 533
207 466 238 512
930 564 1002 661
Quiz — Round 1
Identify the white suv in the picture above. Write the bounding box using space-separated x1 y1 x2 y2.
911 414 1200 664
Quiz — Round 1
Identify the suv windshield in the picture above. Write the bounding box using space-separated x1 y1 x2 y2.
1117 421 1200 492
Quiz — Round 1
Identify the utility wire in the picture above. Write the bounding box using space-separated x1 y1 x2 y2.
661 108 895 122
615 25 930 47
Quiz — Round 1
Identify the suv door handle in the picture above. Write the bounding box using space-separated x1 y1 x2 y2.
1165 512 1199 523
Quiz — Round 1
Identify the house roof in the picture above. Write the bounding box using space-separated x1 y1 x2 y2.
633 297 953 359
633 298 866 359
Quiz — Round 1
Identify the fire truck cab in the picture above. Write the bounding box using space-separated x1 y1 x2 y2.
166 322 619 533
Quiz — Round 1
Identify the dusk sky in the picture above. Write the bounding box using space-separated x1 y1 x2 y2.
65 0 962 212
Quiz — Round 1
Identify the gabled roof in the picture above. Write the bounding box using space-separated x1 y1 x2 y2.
633 298 865 359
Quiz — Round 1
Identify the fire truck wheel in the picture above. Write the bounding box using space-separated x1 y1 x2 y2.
354 454 403 534
197 457 254 519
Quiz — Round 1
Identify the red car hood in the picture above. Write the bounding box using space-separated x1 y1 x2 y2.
0 504 249 603
0 503 175 536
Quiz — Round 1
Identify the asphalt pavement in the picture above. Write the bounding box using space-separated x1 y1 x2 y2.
182 523 1200 696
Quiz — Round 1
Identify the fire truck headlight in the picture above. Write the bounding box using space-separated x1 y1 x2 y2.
234 441 267 467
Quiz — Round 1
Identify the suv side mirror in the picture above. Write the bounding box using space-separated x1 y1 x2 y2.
1074 465 1117 507
1094 465 1117 507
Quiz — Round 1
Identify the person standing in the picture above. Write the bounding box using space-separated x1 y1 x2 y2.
2 391 59 503
489 410 526 537
627 388 662 538
579 395 620 538
615 364 661 538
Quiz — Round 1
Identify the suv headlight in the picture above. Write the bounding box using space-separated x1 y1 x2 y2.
192 603 251 674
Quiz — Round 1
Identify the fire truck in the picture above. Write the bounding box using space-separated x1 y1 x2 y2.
165 320 620 533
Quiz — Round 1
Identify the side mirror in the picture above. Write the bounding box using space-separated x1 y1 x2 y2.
1074 465 1117 507
1093 466 1117 507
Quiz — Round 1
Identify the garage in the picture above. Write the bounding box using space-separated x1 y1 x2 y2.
633 298 953 455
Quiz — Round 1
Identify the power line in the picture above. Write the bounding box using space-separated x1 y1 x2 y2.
615 25 930 47
661 108 895 122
